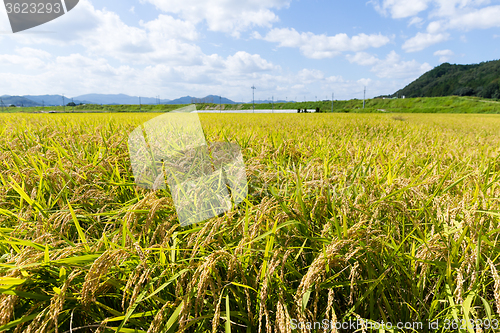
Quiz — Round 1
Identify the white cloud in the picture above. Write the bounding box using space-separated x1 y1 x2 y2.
434 49 454 62
431 0 493 18
372 0 500 34
0 46 281 98
259 28 391 59
371 0 495 19
408 17 424 27
346 52 379 66
347 50 432 79
426 20 445 33
371 0 431 18
141 0 291 37
0 48 51 70
298 69 325 82
5 1 208 66
447 5 500 30
371 51 433 78
357 78 373 87
141 14 199 41
0 0 291 100
225 51 279 73
0 42 403 101
402 32 450 52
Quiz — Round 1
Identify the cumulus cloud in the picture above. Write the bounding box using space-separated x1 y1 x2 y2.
371 0 493 19
402 32 450 52
0 0 291 99
259 28 391 59
141 14 199 41
375 51 432 78
226 51 279 73
140 0 291 37
408 17 424 27
0 46 281 98
4 0 211 66
372 0 500 31
434 49 454 62
347 50 432 79
371 0 431 18
346 52 379 66
447 5 500 30
0 47 51 70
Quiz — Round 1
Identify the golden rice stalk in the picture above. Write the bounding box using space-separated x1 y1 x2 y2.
146 301 174 333
276 299 292 333
0 295 18 326
487 258 500 316
81 249 130 307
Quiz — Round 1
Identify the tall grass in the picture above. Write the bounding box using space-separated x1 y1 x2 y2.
0 112 500 332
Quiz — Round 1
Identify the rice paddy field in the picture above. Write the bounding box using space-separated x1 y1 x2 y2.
1 112 500 332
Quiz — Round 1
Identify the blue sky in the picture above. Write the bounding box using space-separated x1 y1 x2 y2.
0 0 499 101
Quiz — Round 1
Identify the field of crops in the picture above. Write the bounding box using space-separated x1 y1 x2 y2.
1 112 500 332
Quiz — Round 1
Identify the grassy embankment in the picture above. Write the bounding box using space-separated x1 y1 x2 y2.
1 96 500 113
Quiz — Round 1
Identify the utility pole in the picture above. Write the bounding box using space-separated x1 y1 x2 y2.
72 98 75 112
332 93 334 113
272 96 274 113
139 97 142 112
251 85 256 113
62 94 65 112
42 100 44 112
363 86 366 109
220 95 222 113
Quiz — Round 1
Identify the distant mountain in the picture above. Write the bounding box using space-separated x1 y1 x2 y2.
23 95 90 106
169 95 236 105
252 99 289 104
73 94 237 105
73 94 170 105
393 60 500 99
1 93 238 107
0 95 40 107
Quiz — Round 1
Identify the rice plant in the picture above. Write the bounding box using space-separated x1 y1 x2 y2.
0 112 500 332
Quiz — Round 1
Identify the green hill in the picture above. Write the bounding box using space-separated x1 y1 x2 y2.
392 59 500 99
0 95 40 107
